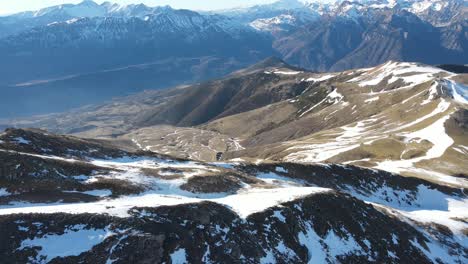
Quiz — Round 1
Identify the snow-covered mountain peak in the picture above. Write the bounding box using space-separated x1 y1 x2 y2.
267 0 310 10
33 0 106 18
26 1 172 20
250 14 297 31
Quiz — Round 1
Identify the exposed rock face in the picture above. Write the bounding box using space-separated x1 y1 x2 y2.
0 194 446 264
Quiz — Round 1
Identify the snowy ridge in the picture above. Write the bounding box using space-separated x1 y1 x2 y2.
444 79 468 105
264 68 303 75
0 152 331 218
348 61 448 89
274 60 467 188
285 118 373 162
3 0 459 36
240 0 460 31
250 14 297 31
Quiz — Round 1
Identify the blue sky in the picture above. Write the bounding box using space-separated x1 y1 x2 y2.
0 0 280 15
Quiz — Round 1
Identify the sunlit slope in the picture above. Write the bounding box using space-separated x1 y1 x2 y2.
212 61 467 187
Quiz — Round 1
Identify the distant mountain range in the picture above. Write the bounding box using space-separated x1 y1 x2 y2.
0 0 466 118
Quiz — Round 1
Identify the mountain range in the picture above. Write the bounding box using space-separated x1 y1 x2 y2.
0 0 466 118
0 1 467 262
6 57 467 185
0 56 467 262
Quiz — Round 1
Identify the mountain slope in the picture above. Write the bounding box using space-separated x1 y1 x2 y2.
0 128 466 263
8 59 466 188
3 57 306 132
273 8 466 72
133 58 308 127
207 61 468 187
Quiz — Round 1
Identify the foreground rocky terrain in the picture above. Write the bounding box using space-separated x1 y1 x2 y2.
0 128 466 263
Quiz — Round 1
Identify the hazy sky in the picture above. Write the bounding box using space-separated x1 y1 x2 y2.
0 0 281 15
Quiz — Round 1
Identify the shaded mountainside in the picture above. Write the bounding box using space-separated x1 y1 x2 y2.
0 128 466 263
438 64 468 74
133 59 309 127
274 8 467 72
0 56 258 118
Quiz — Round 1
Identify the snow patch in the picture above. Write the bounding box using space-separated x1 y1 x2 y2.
299 223 365 263
285 120 372 163
66 18 80 24
326 89 344 104
170 248 188 264
256 172 305 187
19 225 113 262
275 166 288 173
64 189 112 197
270 70 302 75
13 137 31 144
347 183 468 234
395 99 450 131
376 113 465 186
365 96 379 103
273 210 286 223
299 223 327 263
250 14 296 31
260 250 276 264
213 187 330 218
445 79 468 105
299 97 327 117
0 188 10 197
305 74 335 83
0 172 330 219
350 61 445 89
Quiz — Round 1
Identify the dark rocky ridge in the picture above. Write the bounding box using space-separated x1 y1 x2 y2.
438 64 468 74
0 193 454 264
0 128 127 159
235 163 465 200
